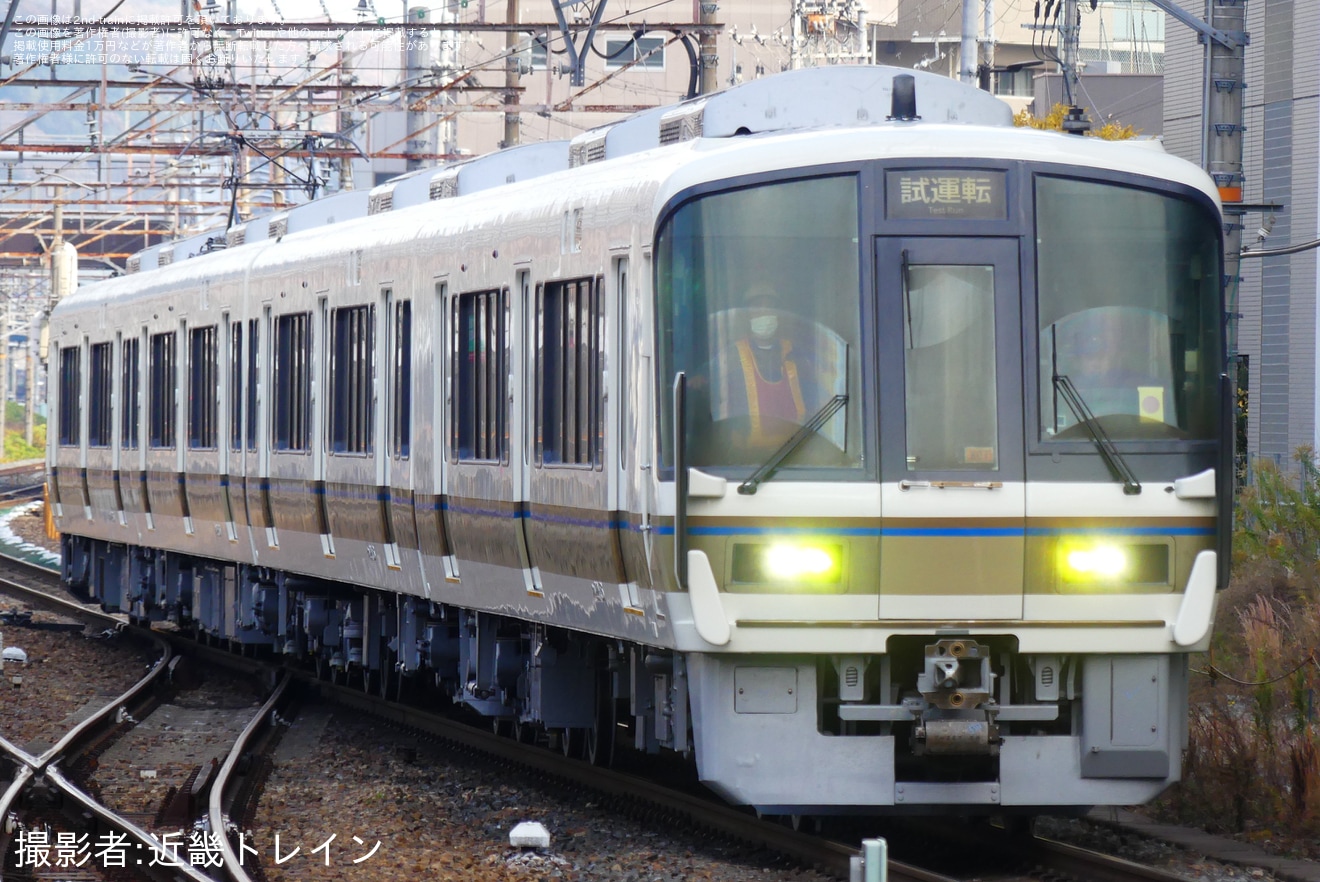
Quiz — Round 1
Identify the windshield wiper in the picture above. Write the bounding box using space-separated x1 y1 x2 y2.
1052 373 1142 495
738 394 848 495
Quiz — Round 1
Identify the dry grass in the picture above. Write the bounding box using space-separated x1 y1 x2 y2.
1151 455 1320 858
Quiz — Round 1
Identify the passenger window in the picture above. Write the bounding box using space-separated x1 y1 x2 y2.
902 263 998 471
452 289 507 463
121 337 140 450
58 346 81 447
392 301 412 458
329 304 375 455
188 325 219 450
536 276 602 467
230 322 243 451
246 319 259 450
148 331 176 449
272 313 311 452
88 342 112 448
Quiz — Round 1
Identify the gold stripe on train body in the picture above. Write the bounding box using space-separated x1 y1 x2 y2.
323 480 392 546
265 476 322 536
144 469 187 519
85 466 119 513
120 470 149 515
388 489 421 553
54 466 89 510
182 472 230 525
412 493 450 559
444 495 526 571
618 511 653 591
524 501 628 584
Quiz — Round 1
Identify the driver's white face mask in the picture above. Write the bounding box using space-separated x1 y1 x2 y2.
750 315 779 338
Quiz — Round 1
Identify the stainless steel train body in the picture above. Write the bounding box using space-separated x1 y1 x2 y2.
48 67 1230 814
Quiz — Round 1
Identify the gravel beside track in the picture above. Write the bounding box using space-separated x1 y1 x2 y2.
0 609 156 753
1037 816 1287 882
87 672 267 830
247 701 833 882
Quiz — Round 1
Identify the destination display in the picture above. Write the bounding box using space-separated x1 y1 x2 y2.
886 169 1008 220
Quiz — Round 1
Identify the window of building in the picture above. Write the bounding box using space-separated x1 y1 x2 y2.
537 276 602 466
604 34 664 70
121 337 140 449
58 346 80 447
273 312 311 452
189 325 219 449
393 300 412 457
149 331 176 449
88 342 112 448
330 304 375 455
452 289 507 462
995 66 1035 98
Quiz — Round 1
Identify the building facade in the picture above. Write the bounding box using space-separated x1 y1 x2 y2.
1164 1 1320 470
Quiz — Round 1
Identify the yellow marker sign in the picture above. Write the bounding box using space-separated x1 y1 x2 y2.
1138 386 1165 423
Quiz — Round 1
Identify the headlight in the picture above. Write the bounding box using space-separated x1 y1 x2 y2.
1062 545 1128 580
1057 542 1170 585
732 542 843 586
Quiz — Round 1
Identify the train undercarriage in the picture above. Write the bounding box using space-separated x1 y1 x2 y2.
62 533 1189 812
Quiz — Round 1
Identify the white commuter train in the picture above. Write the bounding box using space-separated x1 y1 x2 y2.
49 66 1230 813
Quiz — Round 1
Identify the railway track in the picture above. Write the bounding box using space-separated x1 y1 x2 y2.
1 553 1208 882
0 557 287 882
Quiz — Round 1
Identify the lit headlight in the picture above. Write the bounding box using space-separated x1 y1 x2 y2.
1059 543 1128 582
731 542 843 586
765 544 837 579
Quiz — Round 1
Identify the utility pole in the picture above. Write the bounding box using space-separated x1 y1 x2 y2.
698 0 719 94
501 0 520 148
1141 1 1247 347
1206 0 1247 361
406 5 435 171
1059 0 1080 107
980 0 995 92
789 0 800 70
959 0 977 84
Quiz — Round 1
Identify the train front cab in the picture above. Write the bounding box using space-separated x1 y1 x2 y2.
658 152 1227 812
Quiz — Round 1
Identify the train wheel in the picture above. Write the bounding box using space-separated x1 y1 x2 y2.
584 685 617 767
560 728 578 758
790 815 820 834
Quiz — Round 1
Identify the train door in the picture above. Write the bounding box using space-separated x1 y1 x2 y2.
514 269 543 595
615 255 653 596
873 237 1025 620
383 289 418 575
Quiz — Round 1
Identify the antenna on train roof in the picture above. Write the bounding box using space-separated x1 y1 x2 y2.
887 73 920 122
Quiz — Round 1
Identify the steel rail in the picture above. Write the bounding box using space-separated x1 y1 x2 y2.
208 671 291 882
319 683 953 882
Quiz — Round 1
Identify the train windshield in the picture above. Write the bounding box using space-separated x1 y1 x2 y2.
1036 177 1222 443
656 175 865 476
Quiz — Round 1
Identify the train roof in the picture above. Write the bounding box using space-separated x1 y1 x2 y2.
79 65 1216 311
120 66 1012 275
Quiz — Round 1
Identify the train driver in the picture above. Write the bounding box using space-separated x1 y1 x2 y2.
708 286 842 458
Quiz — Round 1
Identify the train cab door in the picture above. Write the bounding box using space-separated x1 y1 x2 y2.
873 237 1025 620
